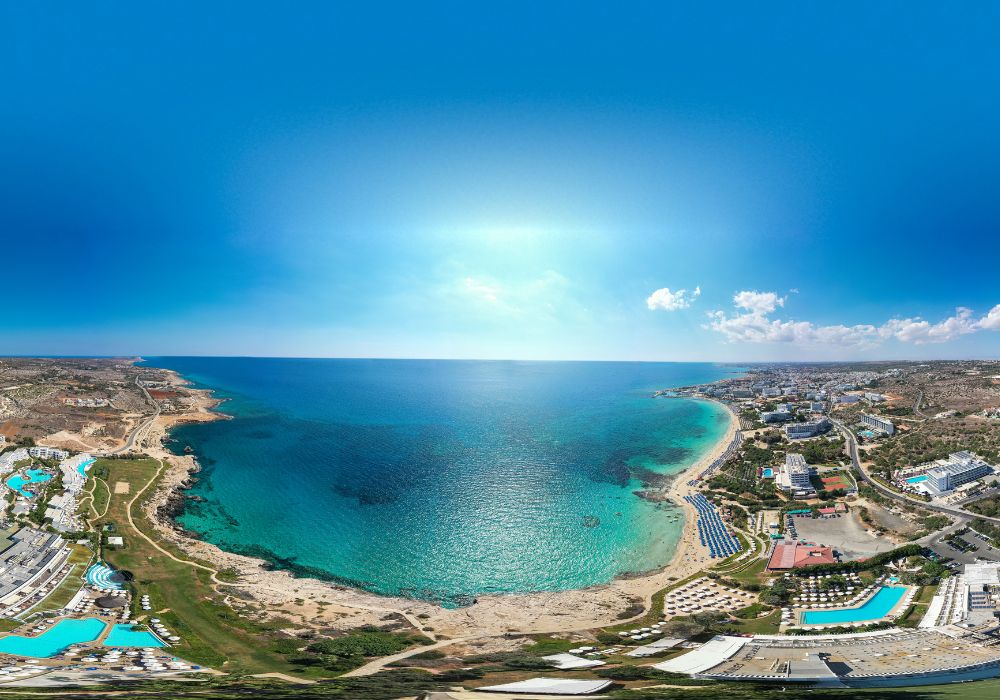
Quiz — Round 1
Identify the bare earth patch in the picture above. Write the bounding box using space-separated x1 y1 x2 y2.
114 481 131 494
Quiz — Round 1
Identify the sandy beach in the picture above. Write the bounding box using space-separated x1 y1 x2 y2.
127 372 739 642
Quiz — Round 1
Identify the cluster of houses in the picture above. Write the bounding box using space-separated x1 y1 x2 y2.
63 397 109 408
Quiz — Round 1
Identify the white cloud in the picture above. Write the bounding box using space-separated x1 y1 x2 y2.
705 308 878 348
879 307 979 344
705 293 1000 348
979 304 1000 331
732 290 785 314
647 285 701 311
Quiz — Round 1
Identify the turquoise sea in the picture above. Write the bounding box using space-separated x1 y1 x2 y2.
140 358 736 605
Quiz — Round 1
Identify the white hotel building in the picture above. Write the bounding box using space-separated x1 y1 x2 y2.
28 446 69 460
924 451 995 495
860 414 895 435
776 453 815 498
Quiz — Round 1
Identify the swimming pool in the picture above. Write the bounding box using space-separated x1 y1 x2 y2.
762 468 774 478
0 618 107 658
102 624 165 648
801 586 907 625
77 458 95 478
6 469 53 498
85 562 124 590
905 475 928 484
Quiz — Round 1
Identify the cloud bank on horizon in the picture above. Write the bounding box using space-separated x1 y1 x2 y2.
649 286 1000 349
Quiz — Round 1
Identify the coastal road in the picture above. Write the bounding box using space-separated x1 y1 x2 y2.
830 417 1000 526
110 375 160 455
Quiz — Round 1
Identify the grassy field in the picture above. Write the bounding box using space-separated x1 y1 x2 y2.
94 457 376 677
897 584 937 628
725 557 768 584
722 608 781 635
0 619 20 632
87 475 111 519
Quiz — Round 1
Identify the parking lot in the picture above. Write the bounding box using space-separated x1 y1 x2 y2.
789 511 896 560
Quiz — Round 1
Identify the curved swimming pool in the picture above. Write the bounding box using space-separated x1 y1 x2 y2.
6 469 53 498
801 585 907 625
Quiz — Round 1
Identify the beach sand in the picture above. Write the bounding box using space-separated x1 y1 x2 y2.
122 371 739 641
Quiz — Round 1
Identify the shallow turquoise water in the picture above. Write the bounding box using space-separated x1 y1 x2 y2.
141 358 737 604
6 469 52 498
801 586 906 625
103 624 164 648
0 618 107 658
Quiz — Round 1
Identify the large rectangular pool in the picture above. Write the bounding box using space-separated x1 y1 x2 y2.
103 624 165 648
906 475 928 484
801 586 907 625
0 618 107 658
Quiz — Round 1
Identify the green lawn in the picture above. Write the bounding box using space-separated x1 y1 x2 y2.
89 476 111 518
727 557 768 584
896 584 938 627
722 608 781 635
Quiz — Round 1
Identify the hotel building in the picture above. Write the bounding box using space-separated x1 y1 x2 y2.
761 410 792 423
860 414 895 435
925 451 995 494
776 453 815 498
785 417 832 440
28 446 69 460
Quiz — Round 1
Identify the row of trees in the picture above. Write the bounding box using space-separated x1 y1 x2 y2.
793 544 926 576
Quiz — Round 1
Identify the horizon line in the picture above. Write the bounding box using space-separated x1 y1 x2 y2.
6 354 998 365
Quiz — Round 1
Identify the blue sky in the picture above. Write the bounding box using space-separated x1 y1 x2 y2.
2 2 1000 361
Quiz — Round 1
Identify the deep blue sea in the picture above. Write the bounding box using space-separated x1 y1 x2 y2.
139 358 736 605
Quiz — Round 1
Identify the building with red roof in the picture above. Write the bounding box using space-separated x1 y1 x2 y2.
766 542 836 570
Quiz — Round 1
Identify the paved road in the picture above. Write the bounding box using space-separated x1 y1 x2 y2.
831 418 1000 526
110 376 160 455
